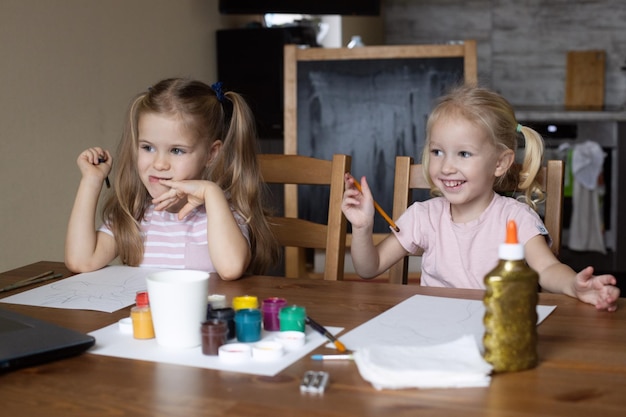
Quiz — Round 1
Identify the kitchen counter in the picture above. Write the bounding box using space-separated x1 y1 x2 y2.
515 106 626 122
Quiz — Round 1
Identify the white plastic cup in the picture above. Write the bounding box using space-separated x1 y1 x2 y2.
146 270 210 348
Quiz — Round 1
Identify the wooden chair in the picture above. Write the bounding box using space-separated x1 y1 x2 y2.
258 154 351 280
388 157 565 285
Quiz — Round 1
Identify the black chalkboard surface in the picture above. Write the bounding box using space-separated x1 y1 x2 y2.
283 42 477 233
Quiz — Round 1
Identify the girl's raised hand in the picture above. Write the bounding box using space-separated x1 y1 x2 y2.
77 147 111 185
341 173 375 230
573 266 620 312
153 179 221 220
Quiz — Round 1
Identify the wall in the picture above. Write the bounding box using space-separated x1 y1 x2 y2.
0 1 384 274
385 0 626 108
0 0 238 273
5 0 623 274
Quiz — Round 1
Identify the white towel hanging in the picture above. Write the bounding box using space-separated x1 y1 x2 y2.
568 141 606 253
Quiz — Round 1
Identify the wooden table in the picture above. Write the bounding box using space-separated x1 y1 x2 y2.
1 261 625 417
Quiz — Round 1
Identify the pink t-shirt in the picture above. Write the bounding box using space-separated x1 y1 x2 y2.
392 193 550 289
100 204 249 272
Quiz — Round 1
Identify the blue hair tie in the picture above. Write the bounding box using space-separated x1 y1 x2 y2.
516 123 523 133
211 81 226 103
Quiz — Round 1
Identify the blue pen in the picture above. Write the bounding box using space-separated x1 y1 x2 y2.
311 354 354 361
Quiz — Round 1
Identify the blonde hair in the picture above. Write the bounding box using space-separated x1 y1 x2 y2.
421 85 545 210
102 78 280 274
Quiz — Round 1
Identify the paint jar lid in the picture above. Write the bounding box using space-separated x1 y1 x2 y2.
262 297 287 311
234 308 262 323
118 317 133 334
232 295 259 311
279 305 306 320
252 341 284 361
207 294 227 309
276 330 306 351
218 343 252 363
208 307 235 320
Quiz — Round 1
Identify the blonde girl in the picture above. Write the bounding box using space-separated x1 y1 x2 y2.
343 85 619 311
66 78 279 280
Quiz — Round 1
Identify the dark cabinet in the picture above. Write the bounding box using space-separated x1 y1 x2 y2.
216 27 317 139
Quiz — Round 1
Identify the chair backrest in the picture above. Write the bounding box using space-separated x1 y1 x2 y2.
258 153 351 280
388 157 565 284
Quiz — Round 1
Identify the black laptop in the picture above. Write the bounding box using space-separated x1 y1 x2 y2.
0 307 95 372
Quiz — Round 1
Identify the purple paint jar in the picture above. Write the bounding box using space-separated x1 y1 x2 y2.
261 297 287 331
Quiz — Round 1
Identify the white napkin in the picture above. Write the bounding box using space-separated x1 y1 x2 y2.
353 335 492 390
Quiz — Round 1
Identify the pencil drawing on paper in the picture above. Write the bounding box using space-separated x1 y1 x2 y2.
356 295 487 347
338 294 555 352
42 274 147 312
0 266 159 313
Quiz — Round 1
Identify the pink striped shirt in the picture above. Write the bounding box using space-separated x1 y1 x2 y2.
100 204 249 272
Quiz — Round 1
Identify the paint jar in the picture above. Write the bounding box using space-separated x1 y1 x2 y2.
207 307 236 340
232 295 259 311
206 294 227 320
131 290 155 339
261 297 287 331
234 308 262 343
200 319 228 356
279 305 306 332
130 306 155 339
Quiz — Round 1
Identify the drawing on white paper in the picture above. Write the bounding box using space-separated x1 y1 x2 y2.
339 295 555 352
0 266 163 313
41 274 147 311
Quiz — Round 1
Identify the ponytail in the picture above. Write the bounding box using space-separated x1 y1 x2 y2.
208 91 280 274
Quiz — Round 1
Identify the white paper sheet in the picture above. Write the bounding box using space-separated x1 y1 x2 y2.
88 324 342 376
336 294 556 352
0 266 161 312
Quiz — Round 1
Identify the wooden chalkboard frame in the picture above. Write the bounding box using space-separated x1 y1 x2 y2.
284 41 477 155
281 41 477 278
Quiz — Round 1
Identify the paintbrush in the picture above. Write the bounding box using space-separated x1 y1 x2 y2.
0 271 63 293
306 315 347 353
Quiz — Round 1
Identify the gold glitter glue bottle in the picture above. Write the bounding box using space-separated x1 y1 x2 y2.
483 220 538 372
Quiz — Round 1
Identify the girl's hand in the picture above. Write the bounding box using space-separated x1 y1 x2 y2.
153 179 221 220
573 266 620 312
341 173 375 230
77 147 111 185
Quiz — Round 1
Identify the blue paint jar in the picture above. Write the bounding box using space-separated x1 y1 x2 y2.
234 308 262 343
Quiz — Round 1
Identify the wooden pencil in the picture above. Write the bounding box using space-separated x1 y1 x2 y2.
352 179 400 232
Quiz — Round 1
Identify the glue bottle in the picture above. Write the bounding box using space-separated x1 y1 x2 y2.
483 220 538 372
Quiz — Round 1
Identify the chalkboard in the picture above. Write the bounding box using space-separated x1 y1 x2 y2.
283 42 477 233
